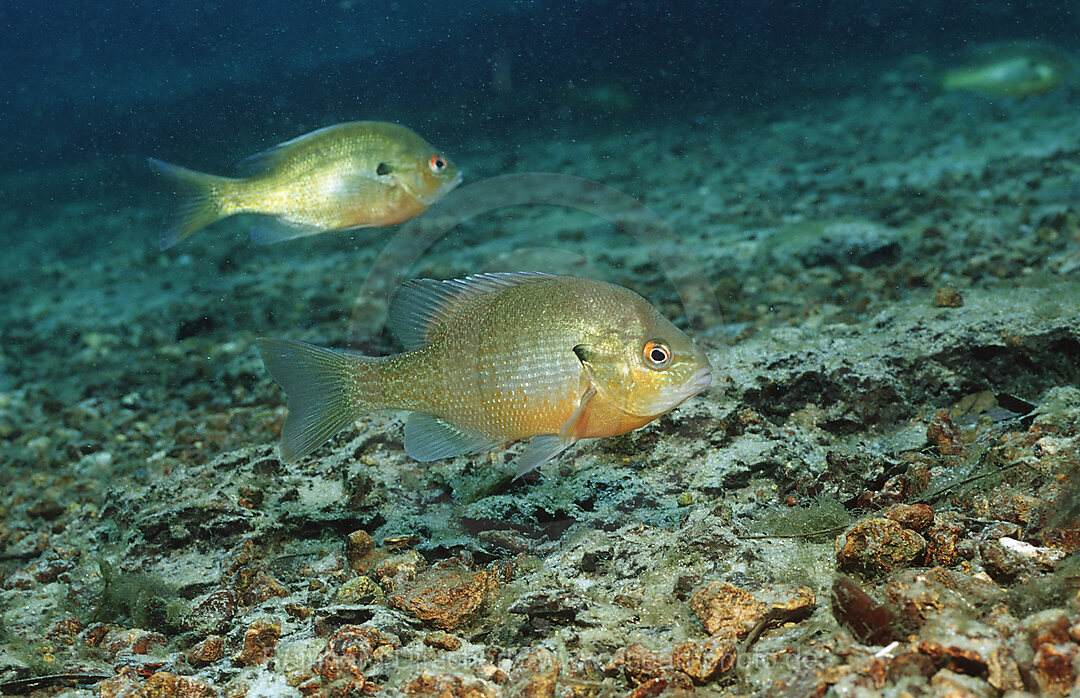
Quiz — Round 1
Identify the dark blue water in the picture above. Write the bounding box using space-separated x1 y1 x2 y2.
3 0 1078 172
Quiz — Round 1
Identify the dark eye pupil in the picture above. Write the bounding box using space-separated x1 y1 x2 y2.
651 348 667 362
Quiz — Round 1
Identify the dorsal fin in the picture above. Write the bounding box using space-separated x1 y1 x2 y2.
387 272 559 351
235 123 352 176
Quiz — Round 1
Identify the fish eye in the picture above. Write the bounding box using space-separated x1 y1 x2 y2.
429 155 448 173
643 340 671 369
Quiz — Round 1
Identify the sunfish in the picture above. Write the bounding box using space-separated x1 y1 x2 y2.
258 272 712 477
149 121 462 249
939 41 1070 97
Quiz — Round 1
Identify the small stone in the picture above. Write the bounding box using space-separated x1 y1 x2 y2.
999 536 1066 569
883 503 934 532
830 575 898 645
423 631 463 651
928 668 995 698
689 582 814 639
311 624 398 692
987 646 1023 692
933 287 964 308
835 518 928 577
927 409 964 455
100 628 167 659
236 569 288 606
511 646 560 697
345 530 375 572
375 550 427 592
336 575 382 604
924 513 967 567
284 602 313 619
185 590 238 635
612 643 667 685
388 562 506 631
1033 641 1078 697
403 671 498 697
188 635 225 667
97 666 143 698
979 539 1036 583
689 583 762 639
143 671 218 698
238 619 280 666
670 637 737 684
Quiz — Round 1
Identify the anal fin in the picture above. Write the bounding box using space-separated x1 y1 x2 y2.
404 413 500 462
250 216 334 245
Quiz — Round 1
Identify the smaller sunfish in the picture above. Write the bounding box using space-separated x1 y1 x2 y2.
258 272 712 477
939 41 1070 97
149 121 462 250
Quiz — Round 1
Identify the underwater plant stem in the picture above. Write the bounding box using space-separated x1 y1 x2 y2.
0 673 112 693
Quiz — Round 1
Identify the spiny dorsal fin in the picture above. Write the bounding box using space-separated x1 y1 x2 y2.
387 272 560 351
235 123 355 177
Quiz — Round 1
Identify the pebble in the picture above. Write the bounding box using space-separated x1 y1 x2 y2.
388 562 509 631
830 575 898 644
143 671 218 698
933 287 965 308
926 408 964 455
423 631 463 651
403 671 499 697
309 623 398 695
835 517 927 576
929 668 995 698
336 575 382 604
689 581 815 639
237 619 280 666
883 503 935 533
670 637 737 684
187 635 224 667
345 529 375 572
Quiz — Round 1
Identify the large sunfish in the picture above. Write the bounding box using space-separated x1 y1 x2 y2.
149 121 462 249
258 272 712 477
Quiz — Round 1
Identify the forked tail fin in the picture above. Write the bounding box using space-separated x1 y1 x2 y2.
257 338 382 461
148 158 235 250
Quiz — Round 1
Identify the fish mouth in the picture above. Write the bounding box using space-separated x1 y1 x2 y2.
434 169 464 200
682 366 713 399
631 365 713 417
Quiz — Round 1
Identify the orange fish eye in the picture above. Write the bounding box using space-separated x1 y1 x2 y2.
429 155 448 173
643 340 671 369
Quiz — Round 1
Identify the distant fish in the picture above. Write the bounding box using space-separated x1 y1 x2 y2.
148 121 462 250
258 272 712 477
939 41 1070 97
563 79 636 113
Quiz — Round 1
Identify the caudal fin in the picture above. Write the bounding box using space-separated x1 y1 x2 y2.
258 338 379 461
148 158 233 250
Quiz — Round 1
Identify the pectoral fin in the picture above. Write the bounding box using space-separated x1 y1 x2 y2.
512 385 597 480
514 435 575 480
